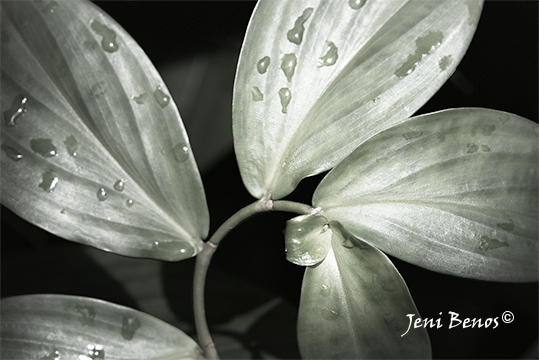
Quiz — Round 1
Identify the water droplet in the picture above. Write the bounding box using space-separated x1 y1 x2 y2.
466 143 478 153
132 93 147 104
256 56 270 74
436 132 446 142
286 7 313 45
91 81 106 97
320 284 331 297
384 313 395 324
121 315 141 340
3 95 28 127
481 144 490 152
42 1 58 13
317 41 338 67
126 199 134 207
321 307 338 320
153 86 170 108
91 20 118 53
482 124 495 136
252 86 264 101
172 143 189 162
395 30 444 78
438 55 453 71
1 144 23 161
80 344 105 360
40 350 60 360
39 170 58 192
496 219 514 231
64 135 79 156
60 208 67 214
278 87 291 113
75 304 96 326
30 138 58 157
113 179 126 192
280 53 297 82
97 187 107 201
478 235 509 251
349 0 366 10
402 130 423 140
382 280 398 292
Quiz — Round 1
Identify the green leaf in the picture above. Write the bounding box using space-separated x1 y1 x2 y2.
314 108 538 281
298 221 431 359
284 214 331 266
0 294 205 359
1 0 209 260
233 0 483 199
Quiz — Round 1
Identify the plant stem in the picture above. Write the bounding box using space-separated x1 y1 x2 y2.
193 199 315 359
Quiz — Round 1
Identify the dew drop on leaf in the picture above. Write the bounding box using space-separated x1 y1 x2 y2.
252 86 264 101
278 87 291 113
60 208 67 214
481 144 490 152
320 284 331 297
172 143 189 162
132 93 147 104
438 55 453 71
256 56 270 74
75 304 96 326
113 179 125 191
30 138 58 157
64 135 79 157
40 350 60 360
384 313 395 324
126 199 134 207
121 315 141 340
286 7 313 45
39 170 58 192
348 0 367 10
321 307 338 320
1 144 23 161
91 20 119 53
496 219 514 231
96 187 107 201
91 81 106 97
317 42 338 67
402 130 423 140
466 143 478 153
382 280 398 292
478 235 509 251
394 30 443 78
153 86 170 108
482 124 495 136
280 53 297 82
80 344 105 360
3 95 28 127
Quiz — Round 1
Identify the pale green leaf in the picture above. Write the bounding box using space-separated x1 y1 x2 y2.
233 0 483 199
0 0 209 260
298 221 431 359
314 108 538 281
0 294 205 359
284 213 331 266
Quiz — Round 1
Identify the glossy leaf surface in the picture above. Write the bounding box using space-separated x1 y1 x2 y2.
1 0 209 260
298 221 431 359
0 294 205 359
314 108 538 281
233 0 483 199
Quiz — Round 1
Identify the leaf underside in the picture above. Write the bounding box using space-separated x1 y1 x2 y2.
1 0 209 260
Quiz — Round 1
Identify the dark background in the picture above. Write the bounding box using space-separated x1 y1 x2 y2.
2 1 537 359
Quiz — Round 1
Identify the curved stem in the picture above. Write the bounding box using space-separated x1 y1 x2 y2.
193 199 315 359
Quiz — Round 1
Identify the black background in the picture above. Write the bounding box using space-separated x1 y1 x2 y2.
2 1 537 359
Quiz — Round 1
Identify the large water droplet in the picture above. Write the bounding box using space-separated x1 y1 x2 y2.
384 313 395 324
153 86 170 108
3 95 28 127
91 80 106 97
64 135 79 157
280 53 297 82
126 199 134 207
97 187 107 201
75 304 96 326
402 130 423 140
349 0 366 10
39 170 58 192
395 30 444 78
91 20 119 53
286 7 313 45
438 55 453 71
42 1 59 13
496 219 514 231
121 315 141 340
30 138 58 157
321 307 338 320
252 86 264 101
80 344 105 360
278 87 291 114
132 93 147 104
113 179 126 192
172 143 189 162
256 56 270 74
317 41 338 67
466 143 478 154
40 350 60 360
1 144 23 161
482 125 495 136
481 144 491 152
320 284 331 297
478 235 509 251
